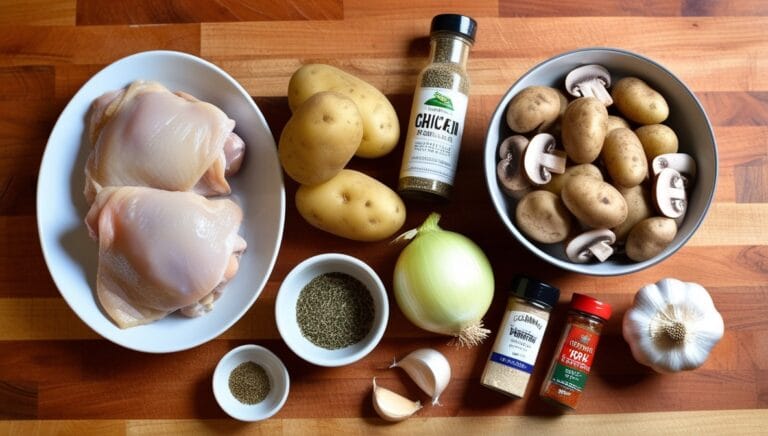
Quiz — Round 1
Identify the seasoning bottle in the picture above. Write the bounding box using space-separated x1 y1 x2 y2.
398 14 477 200
480 276 560 398
540 293 612 410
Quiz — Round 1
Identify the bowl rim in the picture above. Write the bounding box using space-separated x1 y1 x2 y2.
483 46 719 276
212 344 290 422
275 252 389 367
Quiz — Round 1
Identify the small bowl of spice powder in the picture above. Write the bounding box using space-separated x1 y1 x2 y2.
275 253 389 367
212 344 290 421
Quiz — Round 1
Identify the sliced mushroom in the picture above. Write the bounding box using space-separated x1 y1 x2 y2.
497 135 532 198
564 64 613 106
523 133 567 185
654 167 688 219
565 229 616 263
652 153 696 188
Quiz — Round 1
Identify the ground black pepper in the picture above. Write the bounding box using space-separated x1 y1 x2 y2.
228 361 270 405
296 272 374 349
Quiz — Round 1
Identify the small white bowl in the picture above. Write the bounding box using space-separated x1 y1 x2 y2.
275 253 389 367
212 345 290 422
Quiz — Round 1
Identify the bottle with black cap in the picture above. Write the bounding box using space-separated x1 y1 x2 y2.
398 14 477 200
480 276 560 398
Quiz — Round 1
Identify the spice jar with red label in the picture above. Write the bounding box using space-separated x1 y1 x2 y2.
539 293 611 410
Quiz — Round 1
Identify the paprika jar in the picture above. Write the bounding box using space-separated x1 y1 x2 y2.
539 293 611 410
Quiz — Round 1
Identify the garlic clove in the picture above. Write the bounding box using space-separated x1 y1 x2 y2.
390 348 451 405
372 378 421 422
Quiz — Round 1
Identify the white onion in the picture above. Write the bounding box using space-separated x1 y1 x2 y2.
393 213 494 346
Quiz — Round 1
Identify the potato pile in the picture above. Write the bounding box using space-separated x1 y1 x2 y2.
497 66 696 263
279 64 405 242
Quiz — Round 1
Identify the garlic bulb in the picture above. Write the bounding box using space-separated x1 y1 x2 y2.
372 378 421 422
390 348 451 405
622 278 724 373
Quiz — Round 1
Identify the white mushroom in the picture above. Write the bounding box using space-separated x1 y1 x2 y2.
652 153 696 188
565 229 616 263
496 135 532 198
565 64 613 106
523 133 567 185
654 168 688 219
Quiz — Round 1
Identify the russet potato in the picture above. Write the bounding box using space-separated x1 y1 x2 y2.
561 97 608 164
543 163 603 196
278 91 363 186
611 77 669 125
288 64 399 158
561 175 628 229
515 190 571 244
602 128 649 188
625 217 677 261
636 124 679 161
295 169 406 242
505 86 563 134
612 185 653 243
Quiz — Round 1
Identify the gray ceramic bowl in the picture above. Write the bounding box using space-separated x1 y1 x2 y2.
484 48 718 276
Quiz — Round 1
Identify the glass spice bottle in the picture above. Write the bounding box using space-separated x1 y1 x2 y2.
481 276 560 398
398 14 477 200
540 293 612 410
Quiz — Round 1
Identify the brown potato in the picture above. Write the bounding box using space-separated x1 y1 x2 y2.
612 185 653 243
278 91 363 185
606 115 631 133
625 217 677 261
506 86 563 134
288 64 399 158
602 128 648 188
515 190 572 243
543 163 603 196
295 169 406 241
635 124 679 161
611 77 669 125
561 175 628 229
561 97 609 164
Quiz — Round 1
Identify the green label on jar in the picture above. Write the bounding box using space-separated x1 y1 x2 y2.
551 363 588 392
399 87 468 186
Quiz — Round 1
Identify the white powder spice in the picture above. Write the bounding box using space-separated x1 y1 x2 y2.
480 279 557 398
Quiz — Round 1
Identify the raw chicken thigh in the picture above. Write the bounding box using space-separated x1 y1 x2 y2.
85 186 247 328
84 80 245 203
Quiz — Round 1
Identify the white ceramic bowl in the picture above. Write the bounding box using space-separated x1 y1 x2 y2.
212 345 290 422
484 48 718 276
36 51 285 352
275 253 389 367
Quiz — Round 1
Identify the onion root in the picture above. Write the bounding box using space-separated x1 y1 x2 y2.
449 321 491 347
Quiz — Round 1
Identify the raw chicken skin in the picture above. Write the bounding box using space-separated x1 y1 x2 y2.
85 187 247 328
84 81 245 203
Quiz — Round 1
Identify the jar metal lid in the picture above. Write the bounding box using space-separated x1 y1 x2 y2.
570 293 612 321
430 14 477 43
510 276 560 309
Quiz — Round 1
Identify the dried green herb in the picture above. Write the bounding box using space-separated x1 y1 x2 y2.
296 272 374 349
228 361 270 405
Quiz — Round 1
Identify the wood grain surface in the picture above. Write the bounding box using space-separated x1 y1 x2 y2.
1 0 767 434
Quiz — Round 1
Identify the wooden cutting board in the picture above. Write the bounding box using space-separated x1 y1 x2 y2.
1 1 766 434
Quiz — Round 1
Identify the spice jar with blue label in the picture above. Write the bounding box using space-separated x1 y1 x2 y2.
398 14 477 200
480 276 560 398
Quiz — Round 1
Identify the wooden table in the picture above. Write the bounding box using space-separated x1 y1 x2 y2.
1 1 766 434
